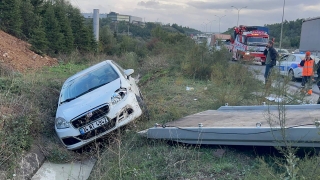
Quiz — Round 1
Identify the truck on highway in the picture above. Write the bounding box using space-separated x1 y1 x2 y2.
299 17 320 56
210 33 231 50
230 25 270 65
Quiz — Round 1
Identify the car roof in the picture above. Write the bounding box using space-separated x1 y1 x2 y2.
275 48 289 51
64 60 113 82
289 54 319 61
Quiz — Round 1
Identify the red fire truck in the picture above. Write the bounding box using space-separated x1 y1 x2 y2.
230 25 270 65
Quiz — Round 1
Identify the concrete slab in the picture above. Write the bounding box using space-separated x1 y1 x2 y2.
31 158 96 180
13 144 46 180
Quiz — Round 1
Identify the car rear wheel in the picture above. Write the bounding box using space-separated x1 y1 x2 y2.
288 69 296 81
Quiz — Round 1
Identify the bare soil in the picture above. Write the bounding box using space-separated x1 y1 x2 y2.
0 30 58 73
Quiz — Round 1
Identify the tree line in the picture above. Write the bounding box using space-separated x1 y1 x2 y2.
0 0 96 56
0 0 201 57
265 19 303 48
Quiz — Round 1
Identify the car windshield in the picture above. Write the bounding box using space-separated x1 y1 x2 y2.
246 37 268 45
60 63 119 104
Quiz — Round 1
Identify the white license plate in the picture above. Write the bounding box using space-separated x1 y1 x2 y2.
79 118 108 134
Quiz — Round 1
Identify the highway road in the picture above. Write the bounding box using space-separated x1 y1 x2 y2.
248 64 320 95
245 63 320 105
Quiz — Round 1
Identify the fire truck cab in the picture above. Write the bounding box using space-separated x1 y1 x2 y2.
231 25 269 65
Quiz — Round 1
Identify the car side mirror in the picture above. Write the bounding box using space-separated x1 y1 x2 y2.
124 69 134 77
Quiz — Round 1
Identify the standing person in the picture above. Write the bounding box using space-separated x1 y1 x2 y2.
315 59 320 103
264 40 277 86
317 81 320 104
299 51 314 95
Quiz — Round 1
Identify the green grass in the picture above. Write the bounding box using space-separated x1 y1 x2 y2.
1 50 320 179
87 66 264 179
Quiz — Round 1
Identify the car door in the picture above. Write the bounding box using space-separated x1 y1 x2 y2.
277 55 289 76
290 55 303 78
285 55 297 76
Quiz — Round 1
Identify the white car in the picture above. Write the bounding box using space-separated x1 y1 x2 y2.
275 48 290 57
276 54 319 81
55 60 145 150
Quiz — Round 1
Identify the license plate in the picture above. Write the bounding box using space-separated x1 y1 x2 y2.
79 118 108 135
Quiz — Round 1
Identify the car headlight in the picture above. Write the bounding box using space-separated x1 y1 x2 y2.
111 88 127 105
55 117 70 129
245 51 250 55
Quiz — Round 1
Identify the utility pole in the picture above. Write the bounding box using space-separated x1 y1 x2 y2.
279 0 286 50
214 15 226 34
93 9 99 42
231 6 247 26
202 22 209 33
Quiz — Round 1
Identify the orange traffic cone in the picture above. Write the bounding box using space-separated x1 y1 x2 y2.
307 89 312 96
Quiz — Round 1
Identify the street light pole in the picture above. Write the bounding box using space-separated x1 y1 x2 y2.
231 6 247 26
207 19 216 33
214 15 226 34
203 22 209 33
279 0 286 50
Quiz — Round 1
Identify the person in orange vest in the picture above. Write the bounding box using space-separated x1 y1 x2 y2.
299 51 314 95
316 60 320 103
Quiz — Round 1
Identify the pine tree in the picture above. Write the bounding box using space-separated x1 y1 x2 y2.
67 4 96 52
30 0 44 11
42 2 64 54
30 17 49 55
0 0 22 37
20 0 36 39
54 0 74 54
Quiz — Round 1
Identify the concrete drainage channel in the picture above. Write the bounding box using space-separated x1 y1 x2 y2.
31 158 96 180
10 144 96 180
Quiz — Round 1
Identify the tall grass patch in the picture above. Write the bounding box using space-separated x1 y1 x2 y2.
0 61 99 176
210 63 262 106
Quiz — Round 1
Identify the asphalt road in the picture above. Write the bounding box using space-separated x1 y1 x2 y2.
248 64 320 95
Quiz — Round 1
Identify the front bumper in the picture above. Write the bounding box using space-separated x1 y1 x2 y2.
55 92 142 150
242 53 266 62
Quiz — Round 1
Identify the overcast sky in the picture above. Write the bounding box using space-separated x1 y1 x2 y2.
68 0 319 33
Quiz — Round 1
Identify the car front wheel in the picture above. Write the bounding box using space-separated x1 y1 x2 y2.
288 69 296 81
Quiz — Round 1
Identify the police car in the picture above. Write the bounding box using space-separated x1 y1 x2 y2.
276 53 319 81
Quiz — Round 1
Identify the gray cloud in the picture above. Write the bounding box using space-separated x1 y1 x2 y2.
186 0 310 11
137 1 161 8
74 0 320 33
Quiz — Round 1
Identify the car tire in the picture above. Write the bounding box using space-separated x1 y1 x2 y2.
136 94 150 121
261 62 265 65
288 69 296 81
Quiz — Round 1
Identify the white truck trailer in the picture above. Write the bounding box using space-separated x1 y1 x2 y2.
299 17 320 56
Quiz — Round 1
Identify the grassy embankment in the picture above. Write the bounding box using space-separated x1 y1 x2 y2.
1 44 320 179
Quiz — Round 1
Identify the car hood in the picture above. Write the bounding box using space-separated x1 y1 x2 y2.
56 79 121 121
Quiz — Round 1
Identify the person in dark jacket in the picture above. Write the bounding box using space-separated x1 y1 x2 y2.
264 40 277 86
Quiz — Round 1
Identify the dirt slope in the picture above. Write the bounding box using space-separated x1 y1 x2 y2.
0 31 58 73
